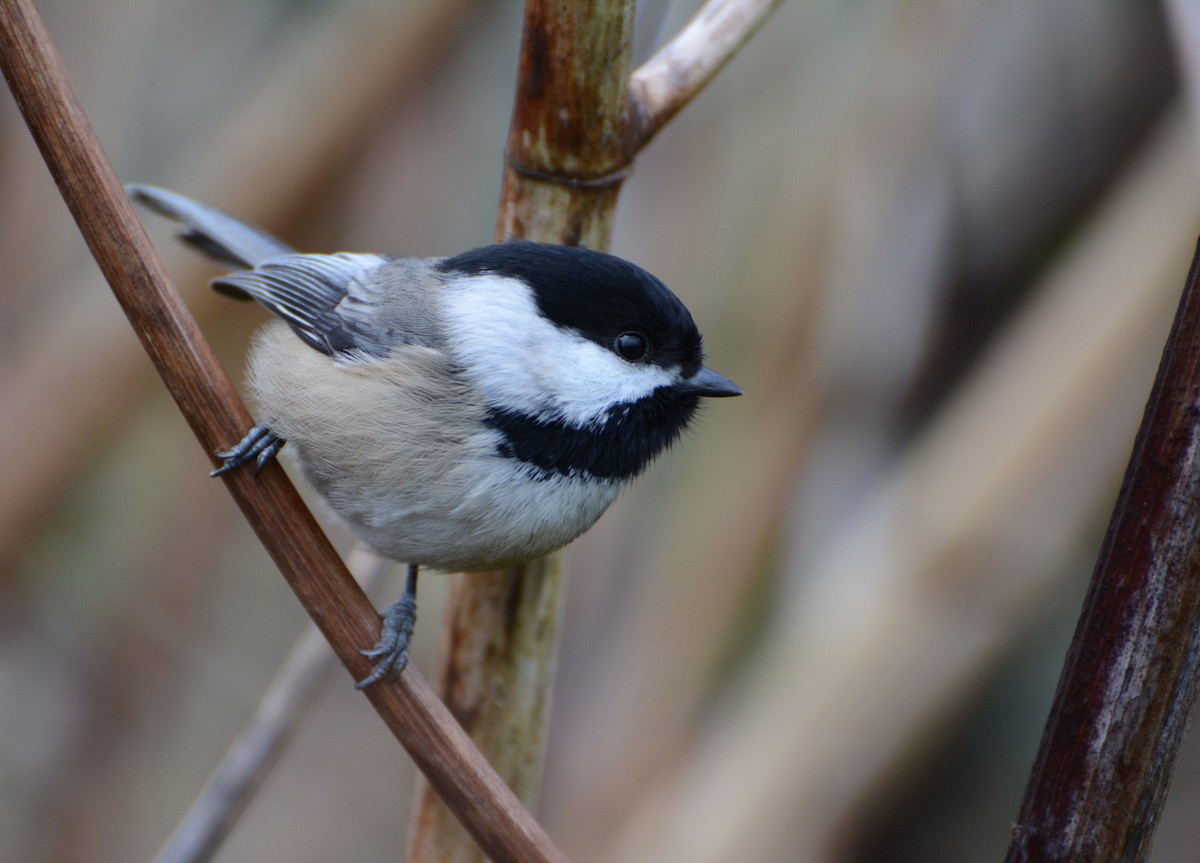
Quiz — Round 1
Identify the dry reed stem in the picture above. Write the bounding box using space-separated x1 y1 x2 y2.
0 2 564 861
407 3 635 857
407 0 782 859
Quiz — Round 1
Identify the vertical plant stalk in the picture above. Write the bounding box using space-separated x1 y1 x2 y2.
406 5 634 860
407 1 782 860
0 2 566 861
1006 241 1200 862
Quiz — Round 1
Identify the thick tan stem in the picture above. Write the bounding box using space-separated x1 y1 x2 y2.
406 2 633 860
406 0 781 858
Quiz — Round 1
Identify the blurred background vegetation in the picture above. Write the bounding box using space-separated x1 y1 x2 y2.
2 0 1197 861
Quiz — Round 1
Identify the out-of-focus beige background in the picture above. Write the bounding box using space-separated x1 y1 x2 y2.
2 1 1197 861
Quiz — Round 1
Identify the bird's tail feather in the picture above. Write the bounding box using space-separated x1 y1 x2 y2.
126 184 296 272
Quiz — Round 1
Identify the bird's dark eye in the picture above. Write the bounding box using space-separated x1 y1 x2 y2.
614 332 649 361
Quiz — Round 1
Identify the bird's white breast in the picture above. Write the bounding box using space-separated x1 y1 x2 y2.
245 319 625 571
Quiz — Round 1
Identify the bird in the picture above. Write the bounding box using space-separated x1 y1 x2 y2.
128 184 741 687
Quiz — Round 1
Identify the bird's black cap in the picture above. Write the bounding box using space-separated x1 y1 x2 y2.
439 241 705 377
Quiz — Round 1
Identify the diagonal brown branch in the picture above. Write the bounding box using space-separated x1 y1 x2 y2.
0 2 565 862
0 0 472 574
1005 240 1200 861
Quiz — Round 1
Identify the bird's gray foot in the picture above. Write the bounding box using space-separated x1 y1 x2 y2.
356 564 419 689
211 423 284 477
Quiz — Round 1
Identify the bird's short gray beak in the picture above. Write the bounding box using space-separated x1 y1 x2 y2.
684 366 742 397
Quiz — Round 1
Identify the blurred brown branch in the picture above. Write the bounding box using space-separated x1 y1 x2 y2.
0 2 564 862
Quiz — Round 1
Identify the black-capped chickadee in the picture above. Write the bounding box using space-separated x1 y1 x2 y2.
129 185 741 687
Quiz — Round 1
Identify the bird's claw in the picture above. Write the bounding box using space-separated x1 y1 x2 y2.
355 593 417 689
211 423 284 477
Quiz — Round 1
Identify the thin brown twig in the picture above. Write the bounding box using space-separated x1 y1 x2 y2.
1005 239 1200 861
627 0 784 148
0 3 565 862
153 546 391 863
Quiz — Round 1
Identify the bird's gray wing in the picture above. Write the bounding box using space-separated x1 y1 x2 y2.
214 253 390 357
129 184 445 358
216 254 446 359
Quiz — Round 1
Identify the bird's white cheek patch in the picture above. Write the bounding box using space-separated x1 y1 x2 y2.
441 274 676 426
544 341 674 424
